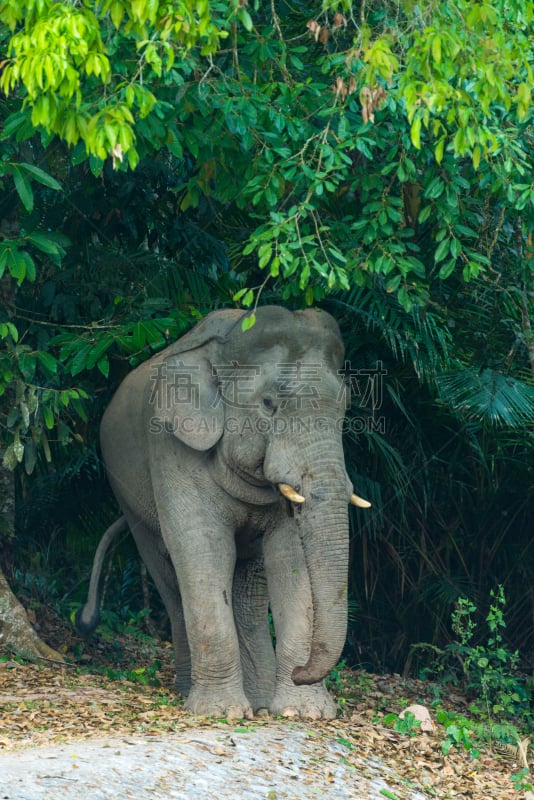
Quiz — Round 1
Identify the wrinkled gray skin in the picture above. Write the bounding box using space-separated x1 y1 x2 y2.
80 306 356 720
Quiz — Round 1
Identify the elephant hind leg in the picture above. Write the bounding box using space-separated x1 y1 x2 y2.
124 513 191 696
233 556 276 712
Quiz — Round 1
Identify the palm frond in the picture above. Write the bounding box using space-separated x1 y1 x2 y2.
437 368 534 427
329 286 452 384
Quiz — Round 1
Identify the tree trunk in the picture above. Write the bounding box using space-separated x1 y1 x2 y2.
0 457 63 661
0 567 64 661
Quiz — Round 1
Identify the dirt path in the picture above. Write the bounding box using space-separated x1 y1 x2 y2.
0 723 428 800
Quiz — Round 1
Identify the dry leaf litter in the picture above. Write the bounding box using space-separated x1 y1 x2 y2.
0 634 531 800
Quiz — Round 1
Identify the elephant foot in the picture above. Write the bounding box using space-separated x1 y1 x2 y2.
270 682 337 720
245 685 275 715
184 686 253 720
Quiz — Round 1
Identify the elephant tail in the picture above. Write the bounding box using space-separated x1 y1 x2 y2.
76 515 128 636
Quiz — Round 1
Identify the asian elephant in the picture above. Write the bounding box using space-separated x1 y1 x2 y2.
78 306 370 720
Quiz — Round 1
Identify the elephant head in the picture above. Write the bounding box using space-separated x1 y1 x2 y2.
148 305 367 684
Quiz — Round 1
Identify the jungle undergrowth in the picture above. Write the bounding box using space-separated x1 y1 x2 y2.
383 587 533 766
327 659 374 714
322 587 533 799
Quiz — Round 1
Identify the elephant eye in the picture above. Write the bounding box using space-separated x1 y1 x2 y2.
262 397 276 415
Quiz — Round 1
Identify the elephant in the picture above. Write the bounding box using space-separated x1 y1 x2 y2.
78 305 370 720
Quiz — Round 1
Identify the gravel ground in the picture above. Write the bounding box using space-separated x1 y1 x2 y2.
1 722 428 800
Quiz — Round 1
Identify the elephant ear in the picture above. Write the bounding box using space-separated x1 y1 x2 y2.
148 309 246 451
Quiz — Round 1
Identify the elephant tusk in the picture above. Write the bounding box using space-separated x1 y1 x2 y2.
350 493 371 508
278 483 306 504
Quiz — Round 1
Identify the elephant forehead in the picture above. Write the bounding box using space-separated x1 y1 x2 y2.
226 314 344 367
221 343 344 392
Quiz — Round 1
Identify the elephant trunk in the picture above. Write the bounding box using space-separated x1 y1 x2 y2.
292 496 349 685
269 439 350 685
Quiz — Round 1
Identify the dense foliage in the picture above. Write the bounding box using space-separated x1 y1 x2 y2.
0 1 533 687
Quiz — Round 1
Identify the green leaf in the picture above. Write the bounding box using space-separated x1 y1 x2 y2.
37 351 58 375
43 406 55 430
18 163 62 191
71 397 88 423
0 242 13 270
69 343 93 376
258 243 272 269
438 258 456 279
110 0 125 27
6 248 27 284
238 8 253 31
241 313 256 331
20 251 36 282
89 156 104 177
431 35 442 64
27 232 62 255
241 289 254 308
1 112 31 140
410 117 422 150
18 352 36 381
386 275 402 293
12 166 34 212
97 355 110 377
424 177 444 200
6 323 18 342
450 237 461 258
130 322 147 350
270 257 280 277
434 137 445 164
434 237 450 264
86 336 113 369
441 740 452 756
232 288 249 302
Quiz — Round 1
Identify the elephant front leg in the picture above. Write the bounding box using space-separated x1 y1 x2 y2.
163 521 253 720
263 522 337 720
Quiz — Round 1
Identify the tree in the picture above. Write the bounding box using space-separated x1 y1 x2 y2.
0 562 64 659
1 0 532 307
